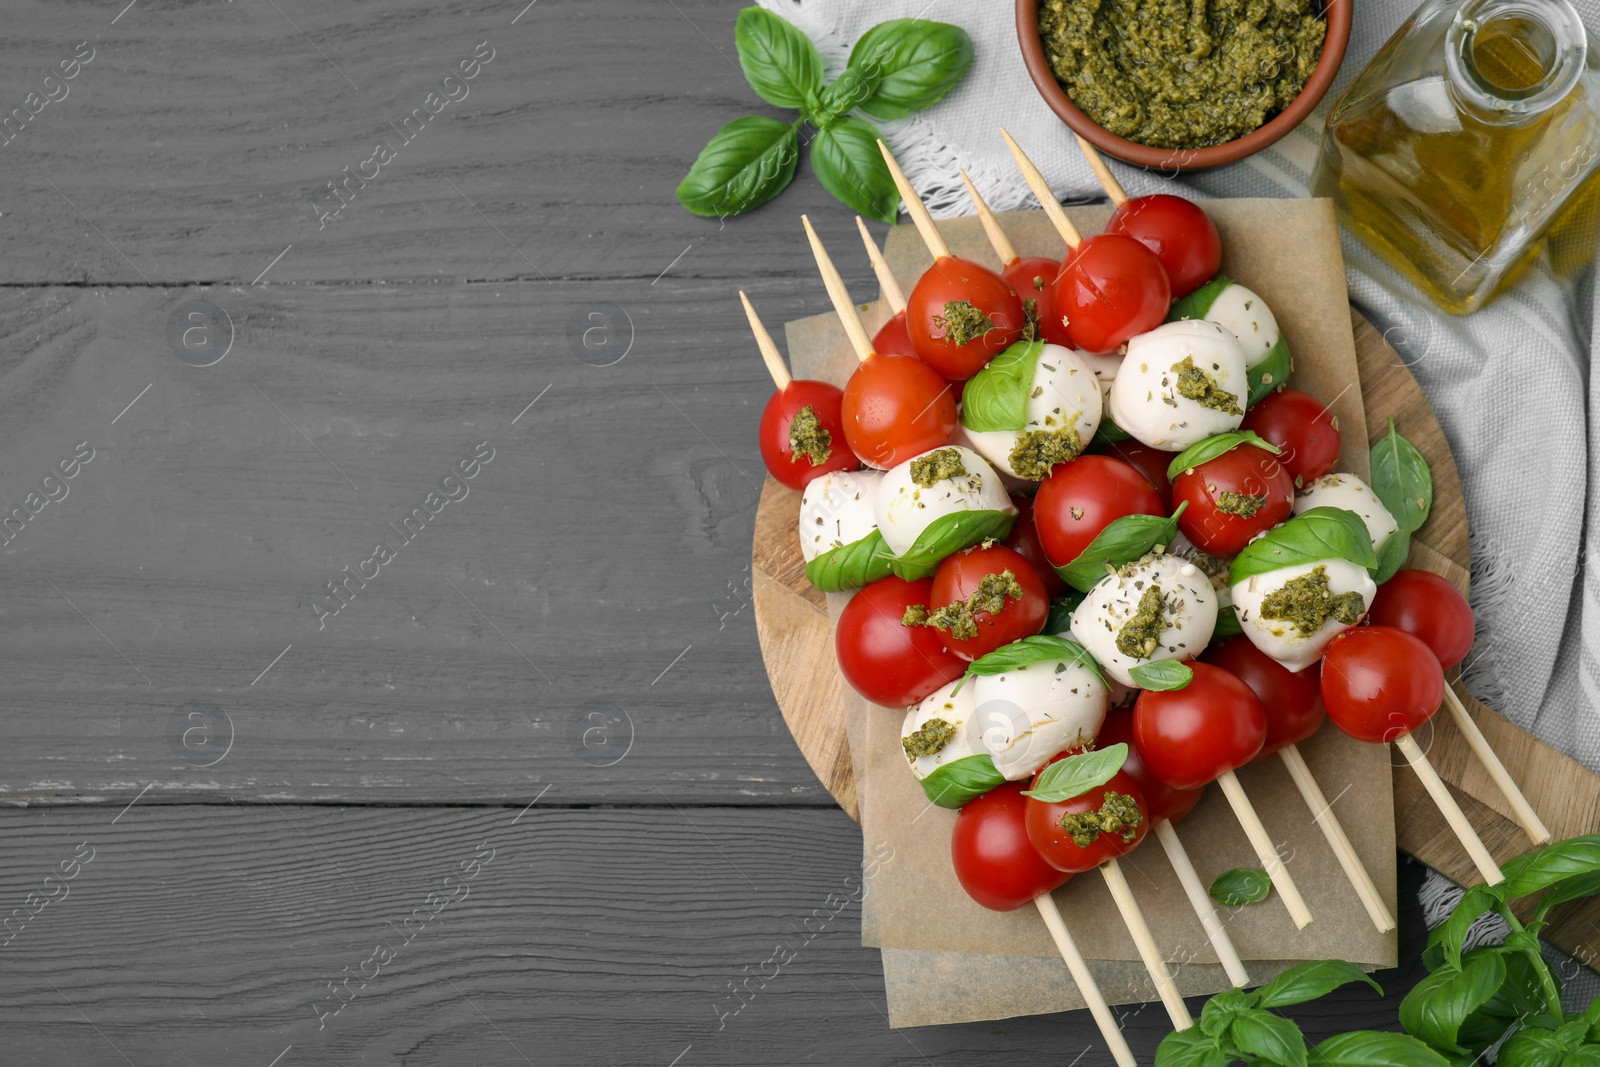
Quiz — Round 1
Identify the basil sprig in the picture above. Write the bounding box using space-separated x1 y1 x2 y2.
1247 335 1293 407
961 341 1042 433
1129 660 1192 691
1021 744 1128 803
1209 867 1273 906
1056 503 1186 593
958 634 1107 692
885 509 1014 581
919 753 1006 809
1368 421 1433 586
804 529 893 592
677 9 973 222
1229 506 1376 584
1166 430 1281 481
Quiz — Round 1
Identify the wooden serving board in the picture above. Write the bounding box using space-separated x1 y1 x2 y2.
752 307 1600 968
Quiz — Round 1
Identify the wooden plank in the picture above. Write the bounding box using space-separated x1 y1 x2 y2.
0 803 1430 1063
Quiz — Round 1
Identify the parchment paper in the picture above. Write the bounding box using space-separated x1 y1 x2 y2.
784 199 1396 1026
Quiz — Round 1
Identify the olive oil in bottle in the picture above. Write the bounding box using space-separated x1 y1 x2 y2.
1312 0 1600 314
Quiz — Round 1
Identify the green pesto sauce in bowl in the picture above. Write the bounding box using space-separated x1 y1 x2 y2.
1037 0 1327 150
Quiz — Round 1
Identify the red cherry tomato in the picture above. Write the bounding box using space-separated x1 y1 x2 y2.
928 544 1051 661
1240 389 1341 486
1102 439 1174 512
1368 570 1476 671
1172 442 1295 557
842 354 957 470
1202 635 1325 759
1025 759 1150 872
1105 194 1223 300
1134 663 1267 790
1002 256 1064 347
835 575 966 708
1003 493 1069 598
951 780 1072 911
1319 626 1445 744
906 256 1027 381
1096 707 1201 824
1033 455 1166 570
1049 234 1171 354
756 379 860 491
872 309 919 359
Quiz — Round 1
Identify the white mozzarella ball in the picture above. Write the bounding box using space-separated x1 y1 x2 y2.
797 469 883 562
963 345 1103 480
1070 552 1219 688
1077 348 1124 407
1232 558 1378 672
1167 531 1234 613
971 659 1108 780
1294 474 1399 552
1201 283 1282 369
874 446 1015 557
1110 321 1248 451
900 678 985 781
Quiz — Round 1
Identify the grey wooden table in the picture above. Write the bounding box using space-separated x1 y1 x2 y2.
0 1 1431 1061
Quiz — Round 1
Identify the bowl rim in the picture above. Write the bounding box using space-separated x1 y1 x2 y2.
1014 0 1352 172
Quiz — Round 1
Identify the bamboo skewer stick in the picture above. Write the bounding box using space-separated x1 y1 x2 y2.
1153 819 1251 988
1072 133 1129 206
854 216 908 315
876 140 951 261
1033 894 1141 1067
1101 858 1194 1030
800 215 875 364
957 169 1019 267
1394 732 1506 885
738 291 792 390
1216 769 1314 929
999 127 1083 251
1441 685 1552 845
1278 744 1396 932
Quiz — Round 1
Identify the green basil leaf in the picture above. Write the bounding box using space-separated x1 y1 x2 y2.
804 529 894 592
1375 530 1411 585
1169 275 1233 323
1155 1026 1232 1067
962 341 1044 433
1536 870 1600 919
1229 506 1378 584
919 752 1006 809
810 116 899 224
1477 945 1561 1024
1428 884 1500 971
1496 1027 1565 1067
677 116 800 219
1198 987 1257 1038
886 508 1015 581
1310 1032 1452 1067
1020 743 1127 802
1209 868 1273 906
1129 660 1192 691
1166 430 1282 482
1214 603 1243 639
847 19 973 120
1256 959 1384 1008
1231 1009 1308 1067
812 66 879 126
1502 835 1600 899
1058 504 1187 593
1247 335 1293 408
961 634 1108 692
1398 950 1507 1055
734 8 823 110
1370 418 1433 536
1044 591 1085 635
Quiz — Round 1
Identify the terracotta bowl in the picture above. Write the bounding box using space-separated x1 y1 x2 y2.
1015 0 1351 171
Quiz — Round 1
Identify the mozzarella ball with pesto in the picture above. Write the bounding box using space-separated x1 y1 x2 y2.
900 677 984 781
970 659 1109 780
962 345 1103 481
1294 473 1399 554
1069 552 1219 688
798 469 883 563
874 446 1015 557
1197 282 1282 369
1110 321 1248 451
949 422 1029 496
1232 558 1378 672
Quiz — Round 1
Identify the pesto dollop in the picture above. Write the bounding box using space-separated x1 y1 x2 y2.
1217 490 1265 518
925 570 1024 639
933 300 995 347
1058 790 1144 847
910 447 968 488
903 717 958 760
1009 427 1084 480
1021 297 1040 342
787 405 832 466
1116 584 1168 659
901 604 930 627
1260 565 1366 636
1172 356 1243 415
1036 0 1327 150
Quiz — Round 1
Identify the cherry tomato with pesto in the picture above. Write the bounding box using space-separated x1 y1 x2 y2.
1024 757 1150 873
951 780 1071 911
1202 635 1325 759
1032 455 1166 571
1134 662 1267 790
906 256 1027 381
757 379 860 491
1003 492 1069 599
835 574 966 708
1102 438 1174 512
927 544 1050 661
872 309 919 359
1368 569 1475 670
1096 707 1201 824
1240 388 1342 486
1002 255 1064 347
1319 626 1445 744
1049 234 1171 354
1172 441 1295 557
842 354 958 470
1105 194 1223 299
